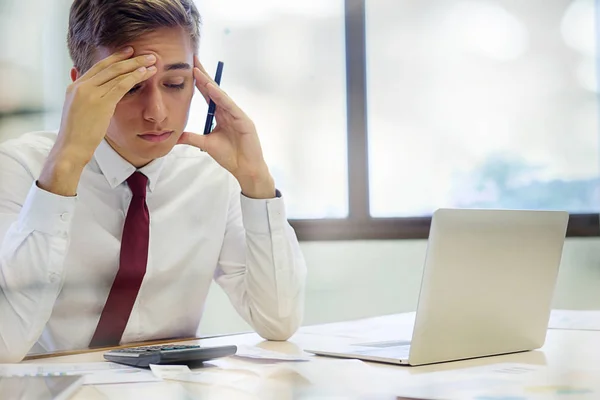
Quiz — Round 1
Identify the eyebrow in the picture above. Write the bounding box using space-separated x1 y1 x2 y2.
164 62 192 71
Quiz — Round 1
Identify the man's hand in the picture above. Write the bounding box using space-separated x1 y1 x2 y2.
38 47 157 196
177 56 276 199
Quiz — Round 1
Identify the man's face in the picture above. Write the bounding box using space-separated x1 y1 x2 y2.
93 27 195 167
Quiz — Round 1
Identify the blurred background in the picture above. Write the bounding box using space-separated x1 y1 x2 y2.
1 0 599 336
1 0 598 217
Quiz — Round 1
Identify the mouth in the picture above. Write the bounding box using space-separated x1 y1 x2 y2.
138 130 174 143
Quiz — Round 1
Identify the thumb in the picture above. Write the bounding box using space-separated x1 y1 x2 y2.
178 131 208 151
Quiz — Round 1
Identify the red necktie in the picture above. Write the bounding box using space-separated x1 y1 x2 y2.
89 171 150 347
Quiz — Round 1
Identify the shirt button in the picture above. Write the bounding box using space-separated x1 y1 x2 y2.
49 272 59 283
60 212 70 222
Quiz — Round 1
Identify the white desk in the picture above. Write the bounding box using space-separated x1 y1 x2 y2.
21 311 600 399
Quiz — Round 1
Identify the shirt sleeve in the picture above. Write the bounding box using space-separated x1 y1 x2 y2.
0 149 75 362
213 178 307 341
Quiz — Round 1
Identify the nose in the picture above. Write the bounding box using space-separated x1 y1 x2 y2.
142 85 167 124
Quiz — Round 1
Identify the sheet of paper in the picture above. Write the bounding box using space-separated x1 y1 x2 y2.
395 363 600 400
149 362 263 395
95 382 192 400
149 364 192 380
264 358 375 384
83 370 160 385
0 362 159 385
0 362 124 376
233 345 310 361
548 309 600 331
299 312 416 342
151 357 385 397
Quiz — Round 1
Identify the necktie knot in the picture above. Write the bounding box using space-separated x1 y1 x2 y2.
127 172 148 198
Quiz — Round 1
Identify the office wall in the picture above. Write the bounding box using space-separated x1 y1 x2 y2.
197 237 600 336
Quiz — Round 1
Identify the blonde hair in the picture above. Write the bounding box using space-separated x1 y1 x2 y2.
67 0 201 72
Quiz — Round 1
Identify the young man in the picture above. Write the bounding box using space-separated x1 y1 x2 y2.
0 0 306 362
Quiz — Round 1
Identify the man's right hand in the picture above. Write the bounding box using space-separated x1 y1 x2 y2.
38 47 157 196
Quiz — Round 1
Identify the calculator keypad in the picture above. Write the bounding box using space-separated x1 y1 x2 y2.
114 345 201 353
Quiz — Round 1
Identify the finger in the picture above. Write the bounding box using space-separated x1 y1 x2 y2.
91 54 157 87
177 131 208 151
78 46 135 82
102 64 157 94
193 68 210 104
205 82 245 120
102 66 157 102
195 57 215 82
193 57 245 119
194 56 224 89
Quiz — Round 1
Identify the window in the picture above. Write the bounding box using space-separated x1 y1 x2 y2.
1 0 598 239
191 0 348 219
291 0 600 240
366 0 599 217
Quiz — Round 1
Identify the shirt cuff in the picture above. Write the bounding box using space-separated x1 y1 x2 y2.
240 189 287 234
18 182 77 236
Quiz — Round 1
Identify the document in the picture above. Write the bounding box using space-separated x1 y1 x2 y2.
233 345 310 361
149 362 262 394
149 358 383 397
548 309 600 331
299 312 416 341
396 363 600 400
0 362 159 385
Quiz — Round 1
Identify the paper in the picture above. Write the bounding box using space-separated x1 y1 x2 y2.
265 358 375 384
149 364 192 380
155 358 394 397
548 309 600 331
83 369 160 385
149 362 262 394
233 345 310 361
457 368 600 400
299 312 416 342
395 363 600 400
0 362 159 385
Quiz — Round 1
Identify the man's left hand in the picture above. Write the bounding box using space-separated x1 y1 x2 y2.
178 56 276 199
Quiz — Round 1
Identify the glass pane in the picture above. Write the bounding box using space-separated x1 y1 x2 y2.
0 0 67 141
191 0 348 218
366 0 599 217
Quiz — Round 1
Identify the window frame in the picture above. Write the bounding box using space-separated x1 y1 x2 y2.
288 0 600 241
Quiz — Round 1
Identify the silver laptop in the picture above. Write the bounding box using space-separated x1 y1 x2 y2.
304 208 569 366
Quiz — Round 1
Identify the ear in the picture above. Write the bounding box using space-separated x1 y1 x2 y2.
70 67 81 83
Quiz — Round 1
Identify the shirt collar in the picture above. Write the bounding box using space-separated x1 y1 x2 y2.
94 139 165 193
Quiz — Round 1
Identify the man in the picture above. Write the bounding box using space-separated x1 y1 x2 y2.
0 0 306 362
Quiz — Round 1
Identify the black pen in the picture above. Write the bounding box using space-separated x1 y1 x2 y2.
203 61 224 135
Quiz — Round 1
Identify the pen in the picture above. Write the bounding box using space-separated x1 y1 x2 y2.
203 61 224 135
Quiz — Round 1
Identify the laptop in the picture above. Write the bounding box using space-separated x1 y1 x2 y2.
304 208 569 366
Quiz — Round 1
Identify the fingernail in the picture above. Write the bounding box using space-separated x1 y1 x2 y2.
145 54 156 62
147 66 157 72
121 46 133 54
137 66 146 73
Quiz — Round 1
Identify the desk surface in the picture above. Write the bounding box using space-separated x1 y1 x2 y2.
20 312 600 399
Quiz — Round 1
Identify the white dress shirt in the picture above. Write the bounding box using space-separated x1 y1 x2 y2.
0 131 307 362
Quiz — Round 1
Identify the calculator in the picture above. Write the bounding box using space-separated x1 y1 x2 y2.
103 344 238 368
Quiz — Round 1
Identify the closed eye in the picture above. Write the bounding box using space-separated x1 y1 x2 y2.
125 83 185 96
166 83 185 90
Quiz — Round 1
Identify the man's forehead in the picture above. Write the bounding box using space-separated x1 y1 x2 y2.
96 27 194 65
